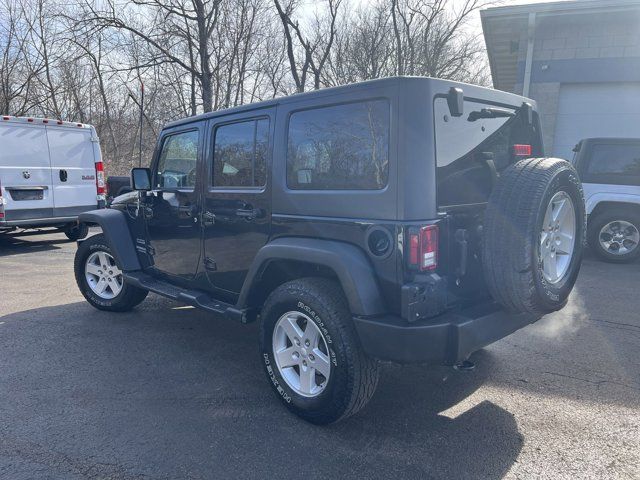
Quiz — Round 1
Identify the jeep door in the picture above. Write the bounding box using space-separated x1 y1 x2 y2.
201 109 274 295
144 124 204 283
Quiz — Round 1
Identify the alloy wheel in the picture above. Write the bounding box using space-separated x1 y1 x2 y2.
599 220 640 256
272 311 332 397
540 191 576 284
85 251 123 299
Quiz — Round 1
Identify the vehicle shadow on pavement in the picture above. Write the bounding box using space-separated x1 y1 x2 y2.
0 232 69 256
0 298 521 480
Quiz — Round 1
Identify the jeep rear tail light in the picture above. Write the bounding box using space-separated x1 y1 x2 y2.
513 144 532 157
408 225 438 271
95 161 106 197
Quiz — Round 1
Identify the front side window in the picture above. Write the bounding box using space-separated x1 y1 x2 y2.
587 144 640 176
287 99 390 190
213 118 269 188
156 130 199 189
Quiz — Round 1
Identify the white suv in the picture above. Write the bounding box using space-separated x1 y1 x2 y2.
573 138 640 263
0 116 105 240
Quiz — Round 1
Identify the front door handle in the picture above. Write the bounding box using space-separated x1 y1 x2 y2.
178 204 198 217
236 208 262 219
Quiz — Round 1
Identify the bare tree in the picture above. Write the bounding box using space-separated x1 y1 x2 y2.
273 0 341 92
1 0 493 175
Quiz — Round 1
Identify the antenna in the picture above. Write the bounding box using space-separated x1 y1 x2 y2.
139 82 144 167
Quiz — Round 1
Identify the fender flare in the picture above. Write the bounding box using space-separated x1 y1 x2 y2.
78 209 141 271
238 237 386 317
586 193 640 215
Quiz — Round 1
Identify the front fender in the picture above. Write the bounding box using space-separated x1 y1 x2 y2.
78 209 141 271
585 192 640 215
238 238 385 316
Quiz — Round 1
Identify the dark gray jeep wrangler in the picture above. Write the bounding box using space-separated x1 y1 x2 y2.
74 77 585 424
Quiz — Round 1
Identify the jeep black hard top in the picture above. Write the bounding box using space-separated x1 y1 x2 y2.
76 77 585 423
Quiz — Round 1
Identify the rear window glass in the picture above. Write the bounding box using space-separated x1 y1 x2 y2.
434 97 541 207
287 99 390 190
213 118 269 188
587 144 640 176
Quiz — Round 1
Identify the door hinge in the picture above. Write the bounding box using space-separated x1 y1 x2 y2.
204 257 217 271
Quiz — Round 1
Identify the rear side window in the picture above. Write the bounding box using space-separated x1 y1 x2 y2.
434 97 542 207
587 143 640 177
156 130 199 189
213 118 269 188
287 99 390 190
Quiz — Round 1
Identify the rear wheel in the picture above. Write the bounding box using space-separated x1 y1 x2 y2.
588 210 640 263
74 234 148 311
64 223 89 241
483 158 586 315
259 278 379 424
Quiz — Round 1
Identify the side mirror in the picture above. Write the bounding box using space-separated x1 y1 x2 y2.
447 87 464 117
131 167 151 191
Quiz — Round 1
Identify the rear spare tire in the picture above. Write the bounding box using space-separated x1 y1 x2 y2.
482 158 585 315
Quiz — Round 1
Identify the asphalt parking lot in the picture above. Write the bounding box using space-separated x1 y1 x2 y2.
0 230 638 480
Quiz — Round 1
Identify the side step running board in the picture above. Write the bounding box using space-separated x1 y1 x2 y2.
124 271 249 323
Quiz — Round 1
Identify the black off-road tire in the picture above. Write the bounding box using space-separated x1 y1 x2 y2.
259 277 379 425
483 158 586 315
64 223 89 241
587 209 640 263
74 234 148 311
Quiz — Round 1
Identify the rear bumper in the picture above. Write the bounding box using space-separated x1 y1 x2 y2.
353 302 540 365
0 215 78 227
0 204 104 227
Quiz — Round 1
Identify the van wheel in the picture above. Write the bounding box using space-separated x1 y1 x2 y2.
64 223 89 241
483 158 586 315
259 278 379 425
74 234 148 311
588 210 640 263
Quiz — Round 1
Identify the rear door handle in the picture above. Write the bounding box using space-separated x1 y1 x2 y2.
202 211 216 226
59 169 68 182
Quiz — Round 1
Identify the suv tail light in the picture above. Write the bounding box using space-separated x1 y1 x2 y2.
513 144 532 157
408 225 438 271
95 161 106 200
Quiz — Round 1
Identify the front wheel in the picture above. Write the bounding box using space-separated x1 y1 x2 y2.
74 234 148 311
259 278 379 424
588 210 640 263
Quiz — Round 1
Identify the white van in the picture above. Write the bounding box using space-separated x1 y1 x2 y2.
0 116 105 240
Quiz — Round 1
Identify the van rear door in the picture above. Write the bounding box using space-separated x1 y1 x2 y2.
0 123 55 221
46 126 98 217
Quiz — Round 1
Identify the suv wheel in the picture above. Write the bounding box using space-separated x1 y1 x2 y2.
259 278 379 424
74 234 148 311
588 210 640 263
64 223 89 241
483 158 586 315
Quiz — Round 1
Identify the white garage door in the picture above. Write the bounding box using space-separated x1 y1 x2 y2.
553 82 640 161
